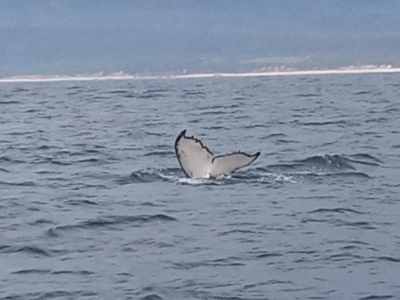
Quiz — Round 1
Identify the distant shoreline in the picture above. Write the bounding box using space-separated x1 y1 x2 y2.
1 66 400 83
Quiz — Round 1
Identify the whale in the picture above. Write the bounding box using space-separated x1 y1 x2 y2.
174 129 260 178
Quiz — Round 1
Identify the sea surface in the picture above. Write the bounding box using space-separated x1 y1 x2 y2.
1 73 400 300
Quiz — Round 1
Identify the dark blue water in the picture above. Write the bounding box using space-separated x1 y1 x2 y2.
1 73 400 300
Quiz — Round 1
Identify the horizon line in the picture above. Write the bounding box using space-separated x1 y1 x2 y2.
1 65 400 83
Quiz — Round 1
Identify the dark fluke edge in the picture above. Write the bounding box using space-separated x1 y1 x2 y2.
174 129 260 178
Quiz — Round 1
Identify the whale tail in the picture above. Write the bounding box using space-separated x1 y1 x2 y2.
174 130 260 178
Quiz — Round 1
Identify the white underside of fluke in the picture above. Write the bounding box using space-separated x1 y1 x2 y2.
174 130 260 179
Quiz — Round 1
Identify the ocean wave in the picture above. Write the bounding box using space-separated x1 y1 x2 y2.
354 90 372 95
376 256 400 263
0 245 50 256
0 180 36 187
358 294 395 300
120 152 373 185
308 207 366 215
64 199 99 206
0 155 26 164
0 167 10 173
294 93 321 97
47 214 176 236
295 120 355 126
143 150 175 157
141 295 164 300
0 100 21 105
293 154 356 170
12 269 51 274
346 153 382 165
301 218 377 230
117 168 181 184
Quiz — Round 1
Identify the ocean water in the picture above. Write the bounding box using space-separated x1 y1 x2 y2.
1 73 399 300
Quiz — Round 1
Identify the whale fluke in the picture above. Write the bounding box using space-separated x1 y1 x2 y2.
174 130 260 178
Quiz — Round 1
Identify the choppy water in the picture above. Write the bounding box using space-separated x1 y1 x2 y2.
1 73 400 300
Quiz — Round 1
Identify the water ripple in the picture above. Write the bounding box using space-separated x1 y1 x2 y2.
1 245 50 256
47 214 176 235
2 74 400 299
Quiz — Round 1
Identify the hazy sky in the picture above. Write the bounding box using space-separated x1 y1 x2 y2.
1 0 399 76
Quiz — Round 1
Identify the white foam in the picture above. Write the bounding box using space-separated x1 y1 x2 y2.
178 177 212 185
